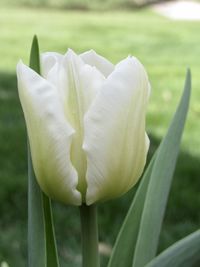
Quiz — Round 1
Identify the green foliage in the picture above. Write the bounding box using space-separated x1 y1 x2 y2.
28 143 46 267
146 230 200 267
108 156 156 267
108 71 191 267
132 71 191 267
0 6 200 267
28 36 60 267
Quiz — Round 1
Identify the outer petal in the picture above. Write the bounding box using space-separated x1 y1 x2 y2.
17 61 81 205
83 57 150 205
80 50 114 77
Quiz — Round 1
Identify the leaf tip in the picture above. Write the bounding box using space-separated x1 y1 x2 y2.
185 68 191 89
183 68 191 103
32 34 38 45
29 34 40 74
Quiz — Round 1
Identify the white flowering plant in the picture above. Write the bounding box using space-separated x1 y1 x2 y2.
17 36 200 267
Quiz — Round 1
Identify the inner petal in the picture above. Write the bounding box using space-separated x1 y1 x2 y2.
61 49 105 199
80 50 114 78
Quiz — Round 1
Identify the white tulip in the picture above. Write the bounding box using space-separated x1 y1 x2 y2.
17 49 150 206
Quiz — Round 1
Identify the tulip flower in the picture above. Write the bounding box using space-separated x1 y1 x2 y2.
17 49 150 206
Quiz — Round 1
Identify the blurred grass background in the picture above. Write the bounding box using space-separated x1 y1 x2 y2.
0 0 200 266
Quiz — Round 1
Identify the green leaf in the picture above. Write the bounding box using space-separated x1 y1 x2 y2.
28 144 46 267
42 194 60 267
144 230 200 267
29 35 40 74
132 70 191 267
28 35 60 267
107 70 191 267
107 155 156 267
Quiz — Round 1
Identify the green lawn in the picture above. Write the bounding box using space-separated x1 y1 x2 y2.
0 6 200 267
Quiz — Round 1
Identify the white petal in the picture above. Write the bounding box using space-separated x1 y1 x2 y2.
45 49 105 117
80 50 114 77
41 52 62 78
83 57 150 205
17 61 81 205
55 49 105 197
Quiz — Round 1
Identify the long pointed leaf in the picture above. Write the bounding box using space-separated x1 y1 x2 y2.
132 70 191 267
145 230 200 267
107 70 191 267
42 194 60 267
29 35 40 74
107 155 156 267
28 145 46 267
28 35 59 267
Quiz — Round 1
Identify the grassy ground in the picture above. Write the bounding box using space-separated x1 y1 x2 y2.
0 6 200 267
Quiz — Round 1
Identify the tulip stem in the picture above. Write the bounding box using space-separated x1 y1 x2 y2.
80 204 100 267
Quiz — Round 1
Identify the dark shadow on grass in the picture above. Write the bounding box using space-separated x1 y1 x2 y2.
0 72 199 266
3 0 173 11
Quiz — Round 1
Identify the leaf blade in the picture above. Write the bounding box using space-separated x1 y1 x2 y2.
28 144 46 267
29 35 40 73
28 35 46 267
28 35 60 267
145 230 200 267
42 194 60 267
107 155 156 267
107 70 191 267
132 70 191 267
